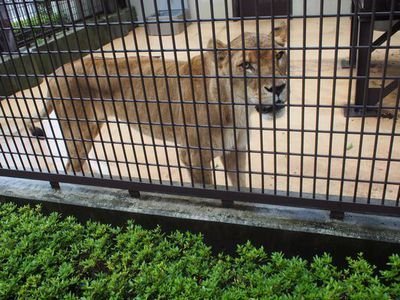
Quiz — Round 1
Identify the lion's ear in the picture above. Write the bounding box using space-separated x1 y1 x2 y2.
207 38 228 62
269 21 287 46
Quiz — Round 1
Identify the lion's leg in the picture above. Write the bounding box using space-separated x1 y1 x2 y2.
221 130 247 189
222 151 247 189
61 120 104 173
179 148 213 186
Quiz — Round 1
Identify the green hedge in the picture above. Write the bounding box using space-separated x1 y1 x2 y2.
0 202 399 299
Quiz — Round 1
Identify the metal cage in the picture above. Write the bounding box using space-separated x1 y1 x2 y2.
0 0 399 217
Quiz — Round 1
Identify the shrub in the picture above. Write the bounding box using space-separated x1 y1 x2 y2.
0 202 399 299
11 11 62 41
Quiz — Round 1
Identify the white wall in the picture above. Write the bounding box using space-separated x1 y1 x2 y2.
187 0 233 19
130 0 191 21
130 0 232 21
130 0 350 22
292 0 352 16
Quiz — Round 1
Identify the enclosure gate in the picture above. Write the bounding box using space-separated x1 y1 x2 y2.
0 0 399 217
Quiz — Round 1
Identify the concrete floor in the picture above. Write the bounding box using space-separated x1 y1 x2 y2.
0 17 399 202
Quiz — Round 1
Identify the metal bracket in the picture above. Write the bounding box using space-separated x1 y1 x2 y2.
128 189 140 198
344 106 380 118
221 199 234 208
330 210 345 220
50 181 60 189
340 58 353 69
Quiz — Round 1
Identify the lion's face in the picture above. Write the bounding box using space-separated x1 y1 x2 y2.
208 24 288 119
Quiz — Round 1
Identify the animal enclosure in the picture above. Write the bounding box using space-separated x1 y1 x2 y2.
0 0 399 216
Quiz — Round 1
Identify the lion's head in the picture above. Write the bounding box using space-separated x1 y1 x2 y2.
207 23 288 119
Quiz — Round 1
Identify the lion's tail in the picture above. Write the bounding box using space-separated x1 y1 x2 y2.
11 101 54 138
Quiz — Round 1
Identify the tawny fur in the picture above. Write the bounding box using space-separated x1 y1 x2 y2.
29 25 287 188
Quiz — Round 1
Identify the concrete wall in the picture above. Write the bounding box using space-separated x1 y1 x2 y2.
131 0 200 21
130 0 232 21
129 0 156 21
187 0 233 19
292 0 352 16
131 0 350 20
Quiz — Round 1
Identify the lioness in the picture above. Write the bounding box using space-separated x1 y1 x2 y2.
28 24 288 188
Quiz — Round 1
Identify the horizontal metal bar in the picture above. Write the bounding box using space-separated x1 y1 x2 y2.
2 73 400 81
1 162 399 186
0 170 399 217
0 11 399 24
2 142 400 166
3 123 400 142
3 45 400 56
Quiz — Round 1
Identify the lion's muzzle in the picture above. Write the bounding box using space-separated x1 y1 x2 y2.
255 100 286 115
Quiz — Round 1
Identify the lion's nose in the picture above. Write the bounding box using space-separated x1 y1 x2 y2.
265 83 286 96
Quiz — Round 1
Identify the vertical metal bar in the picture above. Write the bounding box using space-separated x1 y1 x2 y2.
0 1 17 51
11 1 67 175
224 0 241 191
353 0 377 202
255 0 264 193
285 0 291 196
137 0 167 184
126 3 155 184
348 0 358 68
0 3 42 172
366 0 396 204
12 0 54 173
396 185 400 207
0 86 20 170
397 182 400 206
326 0 342 199
0 121 13 169
312 0 324 198
94 0 138 182
238 0 252 192
381 82 400 204
153 0 178 185
33 1 88 177
145 0 183 186
78 0 123 180
16 0 62 174
138 0 172 185
79 0 130 178
109 2 143 183
209 0 229 190
354 0 381 108
49 0 99 177
300 0 307 197
191 0 215 187
65 0 113 178
0 17 23 171
0 128 8 169
340 1 360 200
270 0 278 195
27 0 68 175
169 0 197 187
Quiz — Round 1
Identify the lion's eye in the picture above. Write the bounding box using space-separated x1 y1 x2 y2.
239 62 253 70
276 51 285 60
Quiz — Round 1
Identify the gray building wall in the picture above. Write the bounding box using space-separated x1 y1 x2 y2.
292 0 352 16
130 0 352 21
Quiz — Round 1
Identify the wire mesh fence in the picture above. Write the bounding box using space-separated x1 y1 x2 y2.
0 0 106 49
0 0 399 216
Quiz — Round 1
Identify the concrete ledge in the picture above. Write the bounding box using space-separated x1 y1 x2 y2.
0 176 399 244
